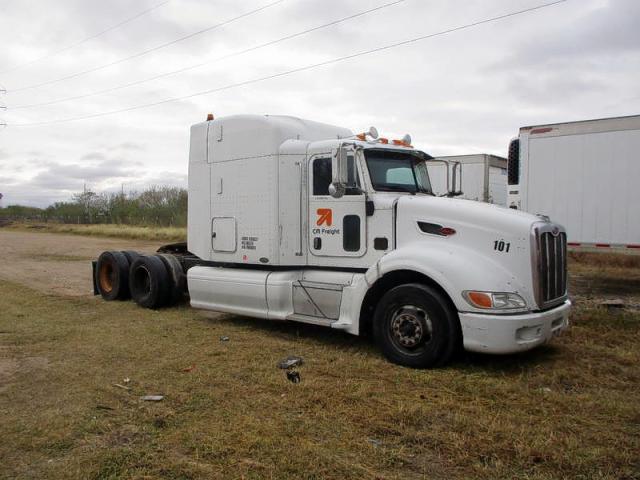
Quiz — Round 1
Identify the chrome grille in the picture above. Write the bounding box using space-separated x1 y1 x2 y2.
532 224 567 308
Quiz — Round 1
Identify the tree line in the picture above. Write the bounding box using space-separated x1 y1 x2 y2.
0 186 188 227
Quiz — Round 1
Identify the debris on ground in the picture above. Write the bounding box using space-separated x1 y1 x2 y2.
123 377 131 384
182 364 196 372
96 405 114 410
539 387 552 394
367 438 382 448
153 417 168 428
600 299 625 309
219 335 230 342
277 355 304 369
286 370 301 384
141 395 164 402
113 383 131 391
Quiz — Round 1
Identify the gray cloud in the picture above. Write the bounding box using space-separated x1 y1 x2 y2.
80 152 106 161
493 0 640 70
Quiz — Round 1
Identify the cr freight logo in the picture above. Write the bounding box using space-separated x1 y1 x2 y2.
316 208 332 226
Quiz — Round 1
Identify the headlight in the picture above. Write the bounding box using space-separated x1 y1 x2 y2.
463 291 527 310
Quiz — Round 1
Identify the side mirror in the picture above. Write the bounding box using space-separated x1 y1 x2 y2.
328 183 345 198
330 147 349 198
448 161 463 197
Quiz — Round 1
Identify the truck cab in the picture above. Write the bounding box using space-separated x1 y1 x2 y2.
184 114 570 367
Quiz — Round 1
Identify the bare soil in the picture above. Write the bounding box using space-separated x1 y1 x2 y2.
0 230 161 297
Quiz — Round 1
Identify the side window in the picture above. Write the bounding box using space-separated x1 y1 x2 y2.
313 155 361 196
313 158 332 196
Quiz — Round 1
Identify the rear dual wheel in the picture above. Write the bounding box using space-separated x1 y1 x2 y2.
129 254 185 309
95 251 131 301
129 256 171 309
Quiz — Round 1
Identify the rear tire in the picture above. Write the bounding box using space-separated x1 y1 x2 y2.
121 250 141 264
95 251 130 301
373 283 459 368
157 254 186 306
129 255 171 309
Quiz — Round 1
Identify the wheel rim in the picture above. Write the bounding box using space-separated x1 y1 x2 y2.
133 265 151 296
389 305 432 351
98 260 114 293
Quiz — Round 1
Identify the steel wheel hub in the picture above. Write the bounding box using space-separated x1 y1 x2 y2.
390 305 432 349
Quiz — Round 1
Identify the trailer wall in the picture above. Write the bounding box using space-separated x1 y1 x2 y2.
517 117 640 248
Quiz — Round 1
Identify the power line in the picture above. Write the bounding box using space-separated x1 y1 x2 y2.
10 0 406 110
10 0 569 127
7 0 287 93
0 0 172 75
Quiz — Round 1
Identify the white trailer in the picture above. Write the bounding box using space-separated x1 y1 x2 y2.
428 154 508 205
94 114 571 368
508 115 640 253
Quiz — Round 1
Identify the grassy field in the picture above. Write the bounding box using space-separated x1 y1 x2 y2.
1 265 639 479
6 222 186 242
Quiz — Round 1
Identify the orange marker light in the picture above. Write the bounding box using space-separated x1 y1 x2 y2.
467 291 493 308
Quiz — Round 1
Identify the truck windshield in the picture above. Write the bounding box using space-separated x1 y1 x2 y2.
364 150 433 194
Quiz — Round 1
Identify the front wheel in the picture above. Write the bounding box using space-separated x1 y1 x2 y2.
373 283 460 368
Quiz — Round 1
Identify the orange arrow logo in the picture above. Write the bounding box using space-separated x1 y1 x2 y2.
316 208 332 226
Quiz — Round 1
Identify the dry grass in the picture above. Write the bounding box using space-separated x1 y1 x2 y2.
1 278 639 479
6 222 186 243
569 251 640 269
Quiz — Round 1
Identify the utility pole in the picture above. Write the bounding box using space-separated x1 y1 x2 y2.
0 86 6 129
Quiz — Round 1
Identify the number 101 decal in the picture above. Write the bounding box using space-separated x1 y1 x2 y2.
494 240 511 252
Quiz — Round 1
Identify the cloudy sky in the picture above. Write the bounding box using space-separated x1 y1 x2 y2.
0 0 638 207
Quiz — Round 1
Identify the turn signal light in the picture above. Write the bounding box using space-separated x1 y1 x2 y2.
466 291 493 308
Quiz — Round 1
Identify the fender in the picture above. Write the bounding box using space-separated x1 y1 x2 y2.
332 240 532 335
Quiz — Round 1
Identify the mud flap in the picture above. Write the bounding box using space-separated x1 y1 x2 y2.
92 260 99 295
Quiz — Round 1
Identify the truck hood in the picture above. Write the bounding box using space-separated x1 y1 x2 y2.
395 195 542 237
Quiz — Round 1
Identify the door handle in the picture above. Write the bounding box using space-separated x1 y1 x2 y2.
212 232 217 238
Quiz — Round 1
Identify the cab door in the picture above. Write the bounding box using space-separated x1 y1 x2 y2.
308 154 367 262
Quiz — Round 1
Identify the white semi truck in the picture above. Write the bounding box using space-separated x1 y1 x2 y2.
507 115 640 253
428 154 508 205
94 114 570 368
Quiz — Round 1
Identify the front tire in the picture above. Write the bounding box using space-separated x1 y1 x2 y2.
373 283 459 368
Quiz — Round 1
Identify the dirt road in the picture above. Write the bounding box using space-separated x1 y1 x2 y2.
0 230 160 297
2 229 640 305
